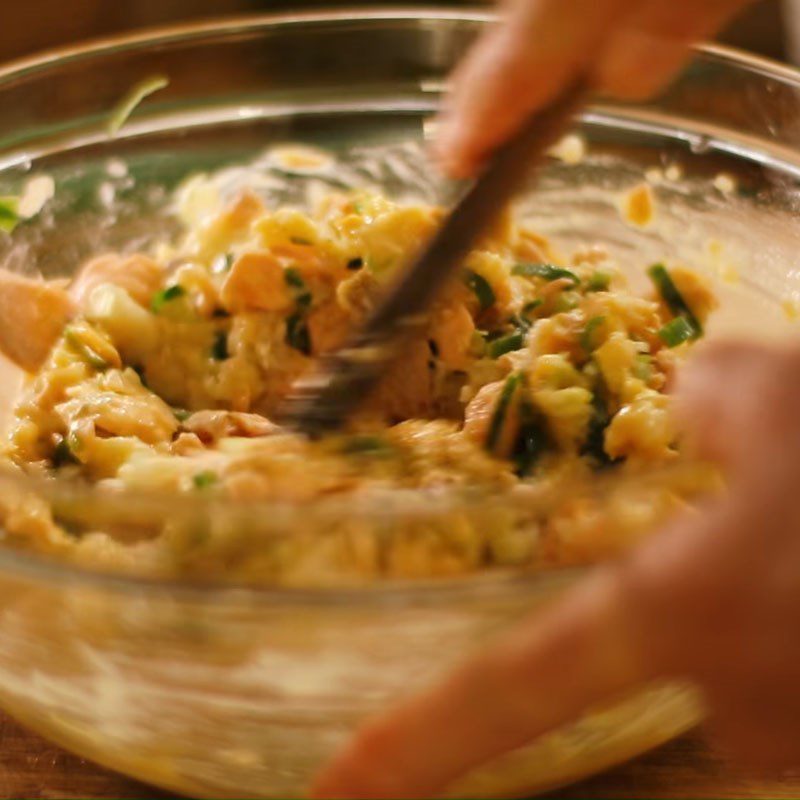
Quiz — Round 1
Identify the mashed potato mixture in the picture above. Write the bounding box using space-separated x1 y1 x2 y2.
0 164 721 585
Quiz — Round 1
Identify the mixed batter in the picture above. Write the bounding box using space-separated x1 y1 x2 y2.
0 176 719 584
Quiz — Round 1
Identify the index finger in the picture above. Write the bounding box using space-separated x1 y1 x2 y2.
312 567 652 799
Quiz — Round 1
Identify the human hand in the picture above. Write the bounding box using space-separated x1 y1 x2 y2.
313 340 800 799
436 0 753 177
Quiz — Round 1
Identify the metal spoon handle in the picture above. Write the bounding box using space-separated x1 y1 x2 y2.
279 80 588 434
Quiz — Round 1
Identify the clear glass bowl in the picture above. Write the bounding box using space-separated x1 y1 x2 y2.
0 9 799 798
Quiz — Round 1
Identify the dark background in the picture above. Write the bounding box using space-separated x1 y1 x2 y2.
0 0 787 64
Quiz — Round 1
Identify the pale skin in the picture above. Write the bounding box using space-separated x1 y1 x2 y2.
313 2 800 798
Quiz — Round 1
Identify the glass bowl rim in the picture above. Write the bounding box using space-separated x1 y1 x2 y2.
0 8 795 604
1 6 799 89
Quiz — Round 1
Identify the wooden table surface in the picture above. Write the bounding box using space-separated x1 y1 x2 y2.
1 713 799 800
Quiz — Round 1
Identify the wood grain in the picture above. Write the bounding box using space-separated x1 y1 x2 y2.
2 712 799 799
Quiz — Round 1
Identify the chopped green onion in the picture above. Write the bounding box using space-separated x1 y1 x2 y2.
284 267 312 309
52 435 78 467
469 330 487 357
633 354 653 381
151 284 186 313
488 331 525 359
487 372 523 454
64 327 109 370
581 391 614 467
283 270 312 352
284 267 305 289
341 435 393 457
0 196 20 234
523 299 544 312
464 270 496 312
286 313 311 355
211 331 229 360
512 262 579 285
647 264 702 336
509 312 533 331
108 74 169 136
553 291 580 313
192 470 218 489
521 299 544 317
580 316 606 353
512 400 546 477
586 270 611 292
173 408 191 422
658 316 697 348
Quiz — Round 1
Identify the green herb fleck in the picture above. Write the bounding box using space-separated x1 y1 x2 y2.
284 267 305 290
581 391 614 467
509 312 533 331
108 74 169 136
487 372 523 454
658 316 697 348
286 313 311 355
0 196 20 233
512 262 579 285
283 269 312 351
151 284 186 313
522 299 544 315
464 270 496 312
514 299 544 327
52 435 78 467
512 400 546 476
285 267 312 309
469 330 487 357
580 316 606 353
488 331 525 359
553 291 580 313
192 471 218 490
211 331 229 360
290 236 312 246
647 264 702 337
633 354 653 381
341 435 393 457
173 408 191 422
586 270 611 292
64 327 109 370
